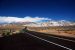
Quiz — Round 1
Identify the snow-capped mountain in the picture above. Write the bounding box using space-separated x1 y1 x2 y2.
0 20 75 27
42 20 74 26
22 20 75 27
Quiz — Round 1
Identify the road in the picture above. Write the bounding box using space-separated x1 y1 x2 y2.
0 30 75 50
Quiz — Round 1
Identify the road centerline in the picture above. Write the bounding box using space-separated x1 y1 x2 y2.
24 32 72 50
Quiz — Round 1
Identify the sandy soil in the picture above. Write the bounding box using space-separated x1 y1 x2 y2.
37 29 75 38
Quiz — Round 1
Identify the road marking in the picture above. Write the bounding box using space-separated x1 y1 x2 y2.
25 32 72 50
47 35 75 43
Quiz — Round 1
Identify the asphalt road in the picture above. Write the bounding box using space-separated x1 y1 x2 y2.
0 30 75 50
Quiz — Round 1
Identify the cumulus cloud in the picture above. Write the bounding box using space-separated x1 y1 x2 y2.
0 16 51 23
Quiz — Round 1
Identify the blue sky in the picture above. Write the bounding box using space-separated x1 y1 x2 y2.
0 0 75 22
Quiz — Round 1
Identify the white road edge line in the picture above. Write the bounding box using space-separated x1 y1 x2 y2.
48 35 75 43
25 32 72 50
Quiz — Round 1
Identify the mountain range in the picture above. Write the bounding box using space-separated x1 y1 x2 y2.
1 20 74 27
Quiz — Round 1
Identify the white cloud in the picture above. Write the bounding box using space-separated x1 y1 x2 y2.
0 16 51 23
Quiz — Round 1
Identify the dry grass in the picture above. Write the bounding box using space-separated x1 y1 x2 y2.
0 25 75 38
28 26 75 38
0 25 25 37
